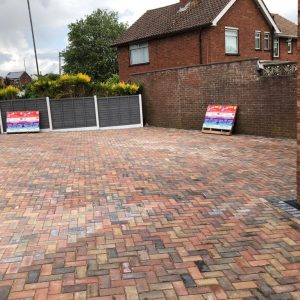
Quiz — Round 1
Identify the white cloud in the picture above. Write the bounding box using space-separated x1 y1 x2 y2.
0 0 297 77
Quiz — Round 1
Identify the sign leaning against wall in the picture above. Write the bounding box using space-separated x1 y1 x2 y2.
6 111 40 133
202 105 238 136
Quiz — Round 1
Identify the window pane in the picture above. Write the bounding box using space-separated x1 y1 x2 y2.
226 30 237 37
264 34 270 50
288 39 292 53
130 43 149 65
255 32 261 49
273 39 279 57
225 29 238 54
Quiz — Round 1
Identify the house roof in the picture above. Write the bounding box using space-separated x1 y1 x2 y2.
272 14 297 38
6 71 26 80
113 0 280 46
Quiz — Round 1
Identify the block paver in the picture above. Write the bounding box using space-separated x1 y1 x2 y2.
0 128 299 299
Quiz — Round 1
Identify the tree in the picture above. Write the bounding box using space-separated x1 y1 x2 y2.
62 9 127 81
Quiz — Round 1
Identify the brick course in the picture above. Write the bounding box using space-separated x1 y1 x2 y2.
130 59 296 138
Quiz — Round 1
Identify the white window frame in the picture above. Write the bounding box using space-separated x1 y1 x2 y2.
287 39 292 54
273 38 280 58
129 43 149 66
255 31 261 50
225 27 239 55
264 32 270 50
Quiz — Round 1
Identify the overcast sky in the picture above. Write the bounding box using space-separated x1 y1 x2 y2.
0 0 297 76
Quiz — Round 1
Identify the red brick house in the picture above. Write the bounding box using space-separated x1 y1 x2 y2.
272 14 297 62
0 76 4 87
6 71 32 87
113 0 296 81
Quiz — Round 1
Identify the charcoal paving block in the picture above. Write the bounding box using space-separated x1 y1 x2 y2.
195 260 210 272
181 274 197 288
26 271 40 284
0 286 10 300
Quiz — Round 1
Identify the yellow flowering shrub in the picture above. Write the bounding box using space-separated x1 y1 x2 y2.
77 73 91 83
59 73 91 84
25 73 141 99
0 86 20 100
96 81 141 97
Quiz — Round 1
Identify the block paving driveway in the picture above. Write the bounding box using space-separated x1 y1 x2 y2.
0 128 299 300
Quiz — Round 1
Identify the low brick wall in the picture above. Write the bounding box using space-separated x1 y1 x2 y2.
131 59 297 138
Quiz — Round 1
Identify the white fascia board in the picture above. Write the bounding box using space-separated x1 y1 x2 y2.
256 0 281 33
275 33 298 39
212 0 236 26
212 0 281 34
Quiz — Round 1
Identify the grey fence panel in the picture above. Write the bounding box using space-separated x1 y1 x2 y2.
0 95 142 133
50 97 97 130
0 98 49 132
97 95 141 128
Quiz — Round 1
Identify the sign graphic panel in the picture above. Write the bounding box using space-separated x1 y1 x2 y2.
7 111 40 133
203 105 238 132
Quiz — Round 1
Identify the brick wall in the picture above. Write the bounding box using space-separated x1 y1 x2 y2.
118 31 201 81
131 59 296 138
279 38 297 62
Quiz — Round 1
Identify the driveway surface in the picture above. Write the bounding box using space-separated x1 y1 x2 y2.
0 128 299 300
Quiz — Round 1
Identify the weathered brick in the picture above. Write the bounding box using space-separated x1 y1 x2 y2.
125 286 139 300
233 281 258 290
62 284 87 293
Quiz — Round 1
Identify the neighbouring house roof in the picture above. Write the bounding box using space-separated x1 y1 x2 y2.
6 71 27 80
113 0 280 46
272 14 297 38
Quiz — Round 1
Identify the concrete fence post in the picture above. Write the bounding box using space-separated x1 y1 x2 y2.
139 94 144 127
46 97 53 131
94 95 100 128
0 109 3 134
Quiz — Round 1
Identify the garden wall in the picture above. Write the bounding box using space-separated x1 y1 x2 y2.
130 59 297 138
0 95 143 133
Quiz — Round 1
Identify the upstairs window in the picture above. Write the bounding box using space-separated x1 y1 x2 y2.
225 28 239 54
287 39 292 54
264 32 270 50
129 43 149 65
255 31 261 50
273 38 280 58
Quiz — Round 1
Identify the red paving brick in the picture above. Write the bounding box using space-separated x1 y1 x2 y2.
0 128 299 299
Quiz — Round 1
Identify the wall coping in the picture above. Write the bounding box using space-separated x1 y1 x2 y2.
130 58 260 77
